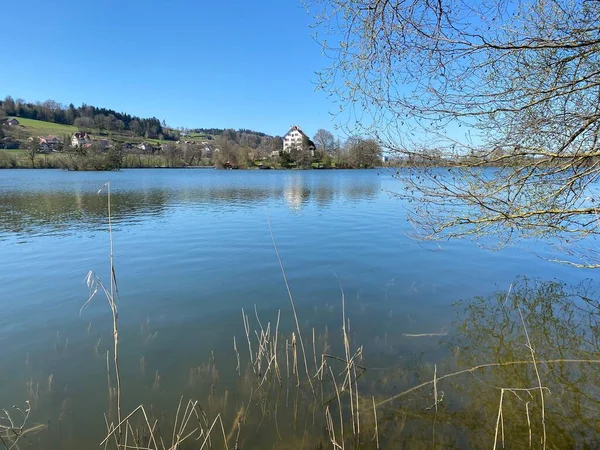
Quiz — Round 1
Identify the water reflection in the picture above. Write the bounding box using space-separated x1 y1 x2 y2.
4 273 598 449
0 170 381 238
375 278 600 449
0 190 169 237
284 176 309 210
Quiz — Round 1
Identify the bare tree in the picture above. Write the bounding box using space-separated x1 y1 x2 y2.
313 129 336 156
181 143 202 166
346 137 382 168
74 117 94 133
309 0 600 267
24 139 40 168
163 143 183 167
129 119 142 136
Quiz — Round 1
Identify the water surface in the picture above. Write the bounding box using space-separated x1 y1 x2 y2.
0 169 596 448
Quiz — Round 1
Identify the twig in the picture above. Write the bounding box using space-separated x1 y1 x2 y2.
376 359 600 408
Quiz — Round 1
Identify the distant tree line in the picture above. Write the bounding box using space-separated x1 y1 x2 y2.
208 128 383 169
190 128 269 138
0 96 177 140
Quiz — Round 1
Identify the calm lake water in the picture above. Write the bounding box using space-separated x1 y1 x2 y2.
0 169 598 449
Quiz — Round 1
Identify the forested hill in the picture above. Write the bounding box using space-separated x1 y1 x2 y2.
0 96 277 143
191 128 270 138
0 96 176 140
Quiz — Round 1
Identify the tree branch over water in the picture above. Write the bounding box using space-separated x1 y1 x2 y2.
308 0 600 266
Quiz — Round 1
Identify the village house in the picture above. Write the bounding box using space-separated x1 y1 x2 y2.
282 125 308 153
1 137 19 149
39 136 59 146
137 142 154 152
37 135 60 153
71 132 92 148
282 125 315 156
2 118 19 127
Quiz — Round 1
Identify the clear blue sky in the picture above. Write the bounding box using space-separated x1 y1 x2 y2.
0 0 339 137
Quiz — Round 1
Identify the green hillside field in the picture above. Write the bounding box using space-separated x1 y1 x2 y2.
5 117 161 143
6 117 78 136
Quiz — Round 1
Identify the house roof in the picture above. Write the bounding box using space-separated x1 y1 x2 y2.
284 125 308 138
40 135 58 141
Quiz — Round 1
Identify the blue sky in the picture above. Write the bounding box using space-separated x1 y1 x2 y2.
0 0 340 137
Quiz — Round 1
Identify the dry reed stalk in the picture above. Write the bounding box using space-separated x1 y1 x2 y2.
101 405 159 450
103 414 118 450
234 420 242 450
123 420 131 449
274 310 281 384
126 422 137 449
333 273 355 436
225 407 245 446
372 396 379 449
316 354 326 381
493 389 505 450
172 396 184 446
253 304 263 329
242 309 254 369
105 182 122 433
526 401 532 448
106 350 112 401
267 216 315 396
312 328 318 377
258 354 278 388
285 338 290 382
328 366 345 448
433 365 438 412
292 333 299 387
515 299 546 450
324 406 338 449
233 336 241 377
80 182 123 438
197 414 229 450
353 363 360 438
152 370 160 391
172 399 210 448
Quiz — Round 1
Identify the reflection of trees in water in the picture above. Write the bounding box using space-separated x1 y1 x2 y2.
0 176 381 235
374 278 600 449
154 278 599 449
283 174 379 210
0 190 170 236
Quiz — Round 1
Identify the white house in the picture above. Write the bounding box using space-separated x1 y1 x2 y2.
137 142 154 152
71 132 92 148
282 125 310 153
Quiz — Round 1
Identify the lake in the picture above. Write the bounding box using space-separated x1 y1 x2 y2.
0 169 598 449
